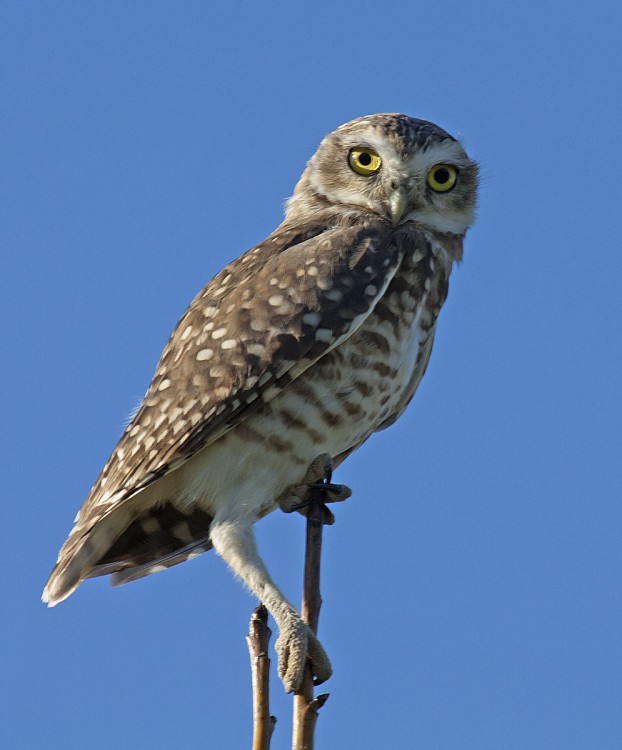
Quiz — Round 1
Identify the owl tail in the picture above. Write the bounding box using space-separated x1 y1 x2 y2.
42 502 214 606
42 508 135 606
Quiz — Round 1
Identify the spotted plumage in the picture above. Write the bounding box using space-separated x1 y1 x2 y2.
43 113 478 692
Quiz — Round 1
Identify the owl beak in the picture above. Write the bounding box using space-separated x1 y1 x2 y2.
389 187 409 226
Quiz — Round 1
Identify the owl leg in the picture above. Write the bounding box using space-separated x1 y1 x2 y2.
277 453 352 525
209 517 332 692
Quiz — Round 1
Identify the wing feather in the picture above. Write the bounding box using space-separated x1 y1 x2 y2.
71 218 404 533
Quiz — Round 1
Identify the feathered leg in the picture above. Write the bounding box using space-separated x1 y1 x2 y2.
209 517 332 692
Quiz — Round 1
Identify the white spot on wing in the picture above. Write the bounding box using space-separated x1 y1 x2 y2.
303 311 321 326
324 289 342 302
315 328 334 343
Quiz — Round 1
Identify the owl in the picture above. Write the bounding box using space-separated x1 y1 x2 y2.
43 113 478 692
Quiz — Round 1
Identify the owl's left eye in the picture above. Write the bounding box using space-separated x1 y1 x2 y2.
348 147 382 175
427 164 457 192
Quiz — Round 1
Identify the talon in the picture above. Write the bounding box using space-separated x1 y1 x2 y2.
305 453 333 485
307 630 332 685
276 454 352 523
309 481 352 502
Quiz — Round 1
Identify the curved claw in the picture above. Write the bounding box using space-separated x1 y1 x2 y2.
307 630 332 686
304 453 334 485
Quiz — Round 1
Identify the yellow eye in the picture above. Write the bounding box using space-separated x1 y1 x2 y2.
348 147 382 175
427 164 457 192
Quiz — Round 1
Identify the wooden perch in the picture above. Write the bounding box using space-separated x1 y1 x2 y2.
246 605 277 750
291 481 331 750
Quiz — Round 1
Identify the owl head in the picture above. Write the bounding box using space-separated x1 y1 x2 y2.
286 113 478 236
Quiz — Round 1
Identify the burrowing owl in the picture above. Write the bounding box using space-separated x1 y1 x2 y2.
43 113 478 692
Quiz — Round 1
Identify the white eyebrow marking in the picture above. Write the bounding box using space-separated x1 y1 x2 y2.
409 140 471 174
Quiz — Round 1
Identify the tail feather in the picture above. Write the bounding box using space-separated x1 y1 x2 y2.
42 502 214 606
42 508 132 606
92 537 212 586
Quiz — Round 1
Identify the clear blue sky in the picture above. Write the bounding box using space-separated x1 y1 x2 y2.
3 2 621 748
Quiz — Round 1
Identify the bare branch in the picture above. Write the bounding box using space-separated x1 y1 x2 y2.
246 605 277 750
292 482 330 750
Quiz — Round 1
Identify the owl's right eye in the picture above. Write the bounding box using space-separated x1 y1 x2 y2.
427 164 457 192
348 148 382 175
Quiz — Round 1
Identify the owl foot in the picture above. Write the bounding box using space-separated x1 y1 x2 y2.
275 614 332 692
277 453 351 525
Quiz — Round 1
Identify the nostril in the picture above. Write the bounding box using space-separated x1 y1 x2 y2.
390 180 398 190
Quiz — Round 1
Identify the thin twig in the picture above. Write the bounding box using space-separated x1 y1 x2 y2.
292 484 329 750
246 605 277 750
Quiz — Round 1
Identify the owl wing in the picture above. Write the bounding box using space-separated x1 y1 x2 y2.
66 219 406 537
